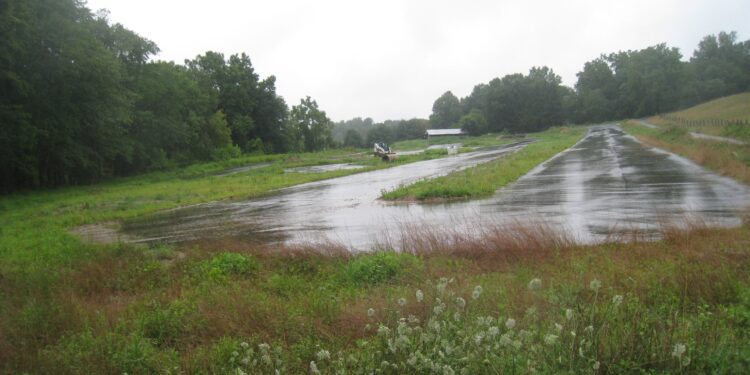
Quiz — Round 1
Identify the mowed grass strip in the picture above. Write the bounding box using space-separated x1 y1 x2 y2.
381 126 587 201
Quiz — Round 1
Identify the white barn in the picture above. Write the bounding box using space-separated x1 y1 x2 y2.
425 128 466 138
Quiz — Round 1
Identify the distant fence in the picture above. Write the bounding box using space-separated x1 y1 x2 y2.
659 115 749 127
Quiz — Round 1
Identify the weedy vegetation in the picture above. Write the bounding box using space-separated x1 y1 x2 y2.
1 220 748 373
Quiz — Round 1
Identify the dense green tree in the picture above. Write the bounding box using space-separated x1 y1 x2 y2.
690 31 750 101
0 0 289 191
459 109 488 136
366 124 395 146
429 91 463 128
343 128 364 148
124 62 233 171
608 44 685 117
460 67 565 133
332 117 373 144
394 118 429 140
0 0 142 188
186 52 288 153
574 57 617 122
289 97 333 152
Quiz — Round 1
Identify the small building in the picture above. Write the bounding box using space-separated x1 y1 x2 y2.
425 128 466 139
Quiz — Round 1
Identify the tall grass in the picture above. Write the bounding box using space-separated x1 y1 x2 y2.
2 219 748 373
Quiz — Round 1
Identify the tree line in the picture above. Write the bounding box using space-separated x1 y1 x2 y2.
332 118 429 148
0 0 335 191
429 31 749 134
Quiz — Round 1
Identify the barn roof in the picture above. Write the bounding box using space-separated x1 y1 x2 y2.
426 128 465 136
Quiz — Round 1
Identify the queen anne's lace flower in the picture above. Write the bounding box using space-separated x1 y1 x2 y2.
544 334 559 345
589 279 602 291
472 285 483 299
672 343 687 358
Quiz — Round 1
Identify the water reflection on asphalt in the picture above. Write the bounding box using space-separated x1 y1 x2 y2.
123 125 750 248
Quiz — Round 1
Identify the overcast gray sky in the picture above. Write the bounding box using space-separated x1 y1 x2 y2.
85 0 749 122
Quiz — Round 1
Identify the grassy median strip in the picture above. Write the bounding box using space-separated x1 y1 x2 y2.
381 126 587 202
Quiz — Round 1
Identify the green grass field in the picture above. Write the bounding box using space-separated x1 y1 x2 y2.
665 92 750 121
650 92 750 141
381 127 586 201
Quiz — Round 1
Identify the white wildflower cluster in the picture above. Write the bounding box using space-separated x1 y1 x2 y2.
472 285 483 300
455 297 466 308
589 279 602 292
229 341 285 374
671 343 691 367
271 277 691 373
528 278 542 291
565 308 574 321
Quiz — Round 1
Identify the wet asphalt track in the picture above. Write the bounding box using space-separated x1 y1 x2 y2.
122 125 750 248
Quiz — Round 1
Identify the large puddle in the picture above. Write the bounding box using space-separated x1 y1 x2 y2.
121 125 750 248
284 163 365 173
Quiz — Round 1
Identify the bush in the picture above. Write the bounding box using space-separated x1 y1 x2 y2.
41 328 177 374
341 251 416 285
200 252 259 281
137 300 192 346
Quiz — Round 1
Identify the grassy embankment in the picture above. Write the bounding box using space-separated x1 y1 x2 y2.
647 92 750 141
381 127 587 202
624 93 750 184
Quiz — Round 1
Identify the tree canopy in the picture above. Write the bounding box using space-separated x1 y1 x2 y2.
0 0 309 191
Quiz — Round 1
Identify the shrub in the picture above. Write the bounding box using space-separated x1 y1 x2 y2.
40 328 177 374
200 252 259 281
137 300 192 346
341 251 416 286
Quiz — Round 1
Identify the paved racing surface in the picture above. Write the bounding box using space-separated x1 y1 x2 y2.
123 125 750 248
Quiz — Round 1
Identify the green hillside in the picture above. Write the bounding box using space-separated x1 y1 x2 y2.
669 92 750 121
